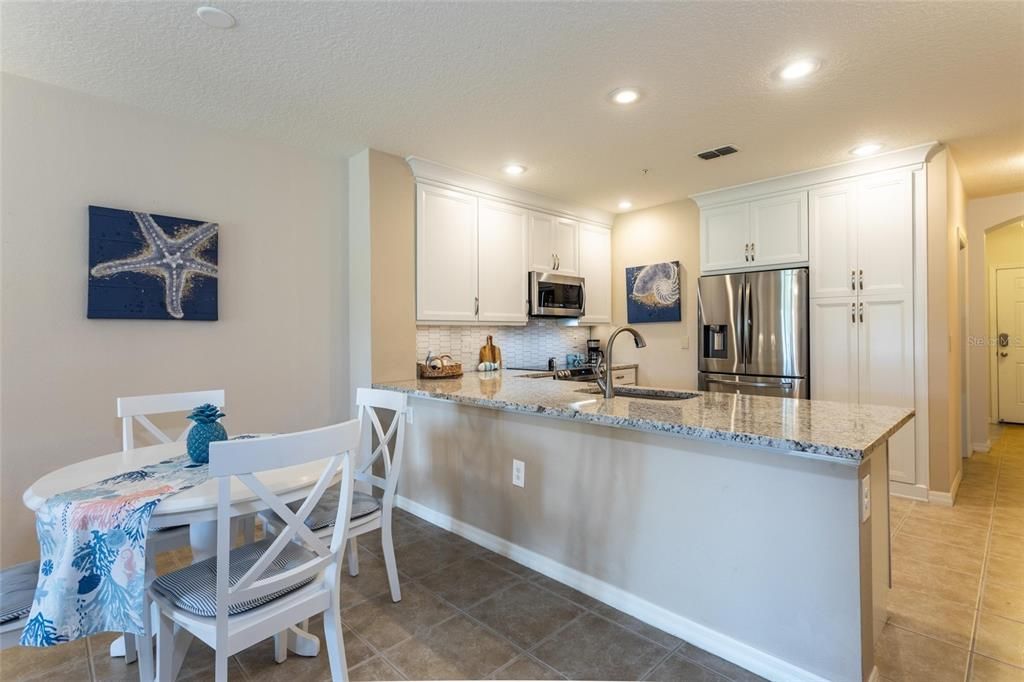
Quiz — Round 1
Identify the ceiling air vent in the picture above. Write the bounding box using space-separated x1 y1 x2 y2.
697 145 739 160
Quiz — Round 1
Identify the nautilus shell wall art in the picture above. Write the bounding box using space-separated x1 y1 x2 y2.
626 261 682 323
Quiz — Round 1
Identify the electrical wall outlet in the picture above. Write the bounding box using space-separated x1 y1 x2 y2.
512 459 525 488
681 335 690 350
861 474 871 522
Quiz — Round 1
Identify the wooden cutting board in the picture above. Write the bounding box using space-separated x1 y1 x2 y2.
479 335 502 366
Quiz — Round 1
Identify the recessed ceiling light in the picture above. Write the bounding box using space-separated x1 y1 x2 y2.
618 200 633 210
503 163 527 176
610 88 640 105
196 6 236 29
778 58 820 81
850 143 883 157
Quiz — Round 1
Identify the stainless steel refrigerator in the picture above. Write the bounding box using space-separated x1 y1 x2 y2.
697 267 809 398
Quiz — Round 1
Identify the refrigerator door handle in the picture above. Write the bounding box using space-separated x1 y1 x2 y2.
745 279 753 364
706 378 795 389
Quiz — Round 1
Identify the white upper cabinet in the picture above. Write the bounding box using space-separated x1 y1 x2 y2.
579 223 612 324
529 212 579 273
477 199 529 323
749 191 808 267
416 185 479 322
809 182 858 298
701 203 750 272
528 212 558 272
553 217 580 274
700 192 807 273
856 170 913 299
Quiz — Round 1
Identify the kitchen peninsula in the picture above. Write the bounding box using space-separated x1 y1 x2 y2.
375 370 914 682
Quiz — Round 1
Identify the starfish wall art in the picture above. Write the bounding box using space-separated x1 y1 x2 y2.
87 206 219 320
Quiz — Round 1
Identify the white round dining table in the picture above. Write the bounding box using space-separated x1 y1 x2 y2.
22 439 331 666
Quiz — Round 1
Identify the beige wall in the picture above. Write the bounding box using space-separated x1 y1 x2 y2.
0 74 348 566
925 148 966 494
966 192 1024 443
368 151 417 383
598 199 700 388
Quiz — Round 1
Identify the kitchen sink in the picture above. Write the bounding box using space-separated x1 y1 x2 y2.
575 386 700 401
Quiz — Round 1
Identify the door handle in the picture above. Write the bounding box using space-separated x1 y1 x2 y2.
859 301 864 323
1000 352 1009 358
745 280 753 364
851 270 856 291
744 243 750 262
859 269 864 290
556 254 560 270
552 253 556 269
851 302 856 323
474 296 479 316
750 242 755 261
707 378 794 389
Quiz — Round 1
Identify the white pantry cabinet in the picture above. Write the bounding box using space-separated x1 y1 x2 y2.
416 185 479 322
809 297 859 405
579 223 611 324
809 171 913 300
477 199 529 323
699 191 808 273
529 212 579 274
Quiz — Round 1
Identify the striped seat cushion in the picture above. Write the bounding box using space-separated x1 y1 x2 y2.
285 490 381 532
151 538 317 618
0 560 39 624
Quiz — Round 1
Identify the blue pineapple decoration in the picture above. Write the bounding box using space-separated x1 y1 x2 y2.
186 404 227 464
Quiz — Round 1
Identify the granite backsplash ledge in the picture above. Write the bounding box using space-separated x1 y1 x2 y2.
416 320 591 368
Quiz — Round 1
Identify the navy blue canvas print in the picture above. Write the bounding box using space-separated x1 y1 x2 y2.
626 261 681 323
88 206 218 320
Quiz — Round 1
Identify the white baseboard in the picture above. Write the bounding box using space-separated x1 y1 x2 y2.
971 440 991 454
396 495 832 682
928 468 962 507
890 481 929 501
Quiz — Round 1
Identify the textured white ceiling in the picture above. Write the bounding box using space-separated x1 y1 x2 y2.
2 1 1022 210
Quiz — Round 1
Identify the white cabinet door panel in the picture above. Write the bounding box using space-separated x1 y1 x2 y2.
579 223 612 324
749 191 808 267
701 203 750 272
478 199 528 323
553 217 580 274
857 171 913 298
810 297 859 404
528 212 557 272
809 182 858 299
858 295 914 409
416 185 478 322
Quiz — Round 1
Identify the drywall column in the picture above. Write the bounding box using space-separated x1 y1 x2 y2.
347 148 417 405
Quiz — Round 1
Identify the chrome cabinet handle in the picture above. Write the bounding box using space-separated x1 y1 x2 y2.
750 242 755 261
474 296 479 315
851 302 856 323
744 243 750 262
851 270 856 291
859 269 864 290
552 253 556 269
556 254 560 270
858 301 864 323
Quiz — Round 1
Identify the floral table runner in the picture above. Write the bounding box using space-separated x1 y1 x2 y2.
21 454 208 646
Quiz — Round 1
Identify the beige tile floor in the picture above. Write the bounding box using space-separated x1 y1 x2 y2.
6 426 1023 682
878 425 1024 682
0 510 765 681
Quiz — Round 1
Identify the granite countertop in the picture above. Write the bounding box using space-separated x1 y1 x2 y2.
373 371 914 464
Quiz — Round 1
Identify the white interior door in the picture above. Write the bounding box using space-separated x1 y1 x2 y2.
477 199 528 323
997 267 1024 424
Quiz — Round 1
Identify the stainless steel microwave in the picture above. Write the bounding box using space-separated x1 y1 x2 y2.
529 272 585 318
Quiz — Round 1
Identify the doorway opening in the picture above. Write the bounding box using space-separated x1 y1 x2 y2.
985 216 1024 425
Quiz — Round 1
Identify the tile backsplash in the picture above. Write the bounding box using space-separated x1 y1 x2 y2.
416 321 591 369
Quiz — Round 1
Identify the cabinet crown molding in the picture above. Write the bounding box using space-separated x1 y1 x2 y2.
406 156 614 227
690 142 940 209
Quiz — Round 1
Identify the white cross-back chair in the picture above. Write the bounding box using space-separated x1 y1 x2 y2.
149 420 359 681
261 388 409 603
115 389 228 674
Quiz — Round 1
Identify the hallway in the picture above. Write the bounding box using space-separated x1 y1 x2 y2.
877 425 1024 681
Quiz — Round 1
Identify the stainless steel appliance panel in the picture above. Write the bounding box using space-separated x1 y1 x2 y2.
697 272 745 374
744 268 809 378
698 372 808 399
529 271 585 318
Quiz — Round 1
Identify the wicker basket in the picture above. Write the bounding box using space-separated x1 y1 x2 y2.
418 354 463 379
